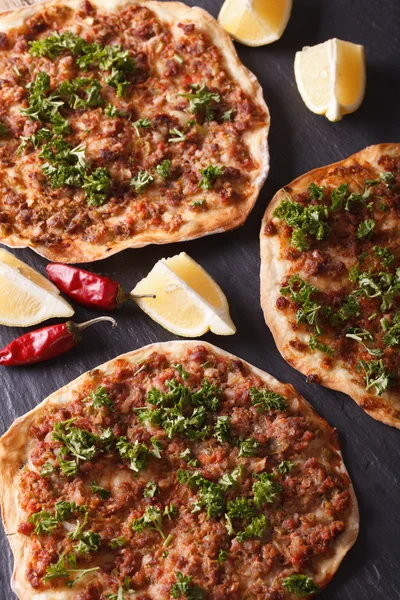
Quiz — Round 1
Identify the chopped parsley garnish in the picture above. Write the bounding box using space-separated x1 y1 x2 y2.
21 72 69 133
40 461 54 477
172 363 190 379
106 587 126 600
143 481 159 498
116 437 149 472
173 53 184 64
252 472 281 506
156 159 172 179
29 501 84 535
16 127 53 154
219 465 243 489
308 335 335 357
180 83 220 121
222 108 234 122
83 167 111 206
273 197 330 251
330 183 349 211
90 481 111 499
236 514 269 543
329 294 360 325
150 437 163 458
104 103 129 118
58 77 103 109
357 218 375 239
308 182 324 201
373 245 394 267
29 32 136 97
191 199 206 207
238 438 260 458
280 274 322 334
198 164 224 190
226 497 255 521
0 121 9 137
214 415 231 444
90 385 113 409
52 419 113 473
29 510 59 535
178 470 225 519
380 171 395 185
168 127 187 143
357 359 392 396
132 505 176 542
180 448 199 467
352 269 400 312
282 574 319 597
383 313 400 347
217 549 228 563
109 536 126 549
277 460 294 474
249 387 288 411
131 169 154 193
345 328 383 357
132 117 151 135
170 572 204 599
43 552 99 587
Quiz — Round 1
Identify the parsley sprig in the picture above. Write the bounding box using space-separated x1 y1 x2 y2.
282 574 319 597
250 387 288 411
180 83 221 121
171 572 204 599
281 274 322 334
357 359 392 395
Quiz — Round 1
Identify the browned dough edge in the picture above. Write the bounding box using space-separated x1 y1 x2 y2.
260 143 400 429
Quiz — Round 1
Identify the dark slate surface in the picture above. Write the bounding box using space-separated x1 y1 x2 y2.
0 0 399 597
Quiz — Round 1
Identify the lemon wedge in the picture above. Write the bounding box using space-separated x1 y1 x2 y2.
294 38 366 122
218 0 292 47
131 252 236 337
0 249 74 326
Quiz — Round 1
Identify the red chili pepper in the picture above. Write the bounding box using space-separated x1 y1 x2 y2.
46 264 154 311
0 316 116 366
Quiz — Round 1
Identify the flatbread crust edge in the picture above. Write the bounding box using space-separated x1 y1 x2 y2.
0 340 358 599
260 143 400 429
0 0 270 264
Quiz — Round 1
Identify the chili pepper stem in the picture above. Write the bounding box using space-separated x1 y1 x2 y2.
74 316 117 332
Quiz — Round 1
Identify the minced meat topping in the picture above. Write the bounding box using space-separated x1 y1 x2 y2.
17 345 353 599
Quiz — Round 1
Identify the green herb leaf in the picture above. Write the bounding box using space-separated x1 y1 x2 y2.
180 83 220 121
280 274 322 334
168 128 187 143
226 497 255 521
237 514 269 542
132 506 167 539
219 465 243 489
0 121 9 137
131 169 154 193
172 363 190 380
383 313 400 347
90 386 113 409
252 472 281 507
116 437 149 472
277 460 294 474
40 461 54 477
330 183 349 211
58 77 103 109
150 437 163 458
143 481 159 498
90 481 111 499
198 164 224 190
373 245 394 267
104 103 129 118
217 549 228 563
308 335 335 357
249 387 288 411
282 574 319 597
345 327 383 357
132 117 151 135
273 198 330 251
109 536 126 549
156 159 171 179
171 571 204 599
357 359 392 395
222 108 234 122
308 182 324 200
29 510 59 535
357 218 375 239
238 438 260 458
